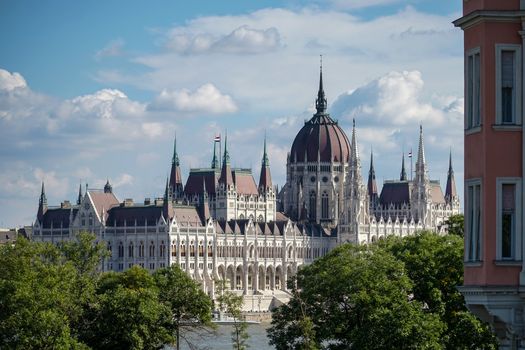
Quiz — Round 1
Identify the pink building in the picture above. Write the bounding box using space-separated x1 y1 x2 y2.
454 1 525 347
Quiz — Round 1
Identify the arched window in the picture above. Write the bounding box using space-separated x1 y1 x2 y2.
207 242 213 257
118 242 124 258
171 241 176 257
138 241 144 258
107 242 112 257
198 241 204 257
321 191 329 219
149 241 155 257
160 241 165 257
239 214 245 220
258 215 264 222
190 241 195 257
181 241 186 257
128 242 134 258
309 191 316 220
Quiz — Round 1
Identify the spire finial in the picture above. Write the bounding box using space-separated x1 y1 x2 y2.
172 133 179 166
315 57 327 114
211 136 219 169
400 152 407 181
223 131 230 165
40 181 46 204
448 148 453 173
262 132 269 167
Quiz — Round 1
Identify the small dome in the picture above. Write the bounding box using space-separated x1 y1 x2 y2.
290 114 351 163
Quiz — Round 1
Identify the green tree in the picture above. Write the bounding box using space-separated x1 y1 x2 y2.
154 265 213 350
268 244 443 349
82 266 173 350
59 232 109 339
215 279 250 350
0 237 88 349
382 231 497 349
444 214 464 237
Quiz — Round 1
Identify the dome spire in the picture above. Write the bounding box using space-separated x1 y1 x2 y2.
315 55 327 114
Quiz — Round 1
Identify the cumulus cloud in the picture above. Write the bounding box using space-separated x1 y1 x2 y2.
0 69 27 91
150 84 237 114
331 70 450 127
330 0 401 9
165 25 282 55
95 38 125 60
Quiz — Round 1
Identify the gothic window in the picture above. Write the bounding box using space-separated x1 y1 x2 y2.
207 243 213 257
107 242 112 257
198 241 204 257
160 241 166 258
150 241 155 257
309 191 317 220
138 241 144 258
190 241 195 257
181 241 186 257
258 215 264 222
321 191 329 219
128 242 134 258
171 241 176 257
118 242 124 258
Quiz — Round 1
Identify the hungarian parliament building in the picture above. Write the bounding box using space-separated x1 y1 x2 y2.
31 68 460 311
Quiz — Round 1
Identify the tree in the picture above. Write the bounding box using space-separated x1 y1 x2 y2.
82 266 173 350
444 214 464 237
215 279 250 350
154 265 213 350
59 232 109 339
0 237 88 349
268 244 443 349
381 232 497 349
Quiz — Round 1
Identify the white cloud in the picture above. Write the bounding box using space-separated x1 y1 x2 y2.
113 173 134 187
95 38 125 60
165 25 282 55
150 83 237 114
330 0 400 9
331 70 450 127
0 69 27 91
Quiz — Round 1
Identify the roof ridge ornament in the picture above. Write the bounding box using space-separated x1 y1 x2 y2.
315 54 327 114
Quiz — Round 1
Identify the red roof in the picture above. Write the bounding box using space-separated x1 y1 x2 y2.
232 170 258 195
88 190 119 219
290 114 351 163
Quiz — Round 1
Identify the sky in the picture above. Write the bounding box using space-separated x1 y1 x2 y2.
0 0 464 227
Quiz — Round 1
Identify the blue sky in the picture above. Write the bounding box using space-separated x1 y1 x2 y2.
0 0 464 227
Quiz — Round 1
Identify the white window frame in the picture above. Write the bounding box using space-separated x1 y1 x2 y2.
465 179 482 262
496 177 522 261
466 47 481 130
495 44 522 125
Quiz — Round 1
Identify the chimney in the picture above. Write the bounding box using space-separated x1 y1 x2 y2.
61 200 71 209
144 198 151 205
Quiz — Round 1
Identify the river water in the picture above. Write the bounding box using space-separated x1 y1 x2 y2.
172 323 274 350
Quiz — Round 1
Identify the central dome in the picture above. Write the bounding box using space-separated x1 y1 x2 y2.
290 68 351 163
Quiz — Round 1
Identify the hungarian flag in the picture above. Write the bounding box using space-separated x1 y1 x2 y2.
214 134 221 142
408 149 412 158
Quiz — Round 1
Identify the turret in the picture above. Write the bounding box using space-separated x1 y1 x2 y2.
258 136 272 192
400 152 407 181
445 150 458 204
218 134 234 188
162 178 174 220
37 181 47 222
104 179 112 194
169 135 184 199
198 179 211 222
211 138 219 169
367 148 378 207
77 183 83 205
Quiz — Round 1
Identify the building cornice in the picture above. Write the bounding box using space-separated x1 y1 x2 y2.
453 10 525 30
